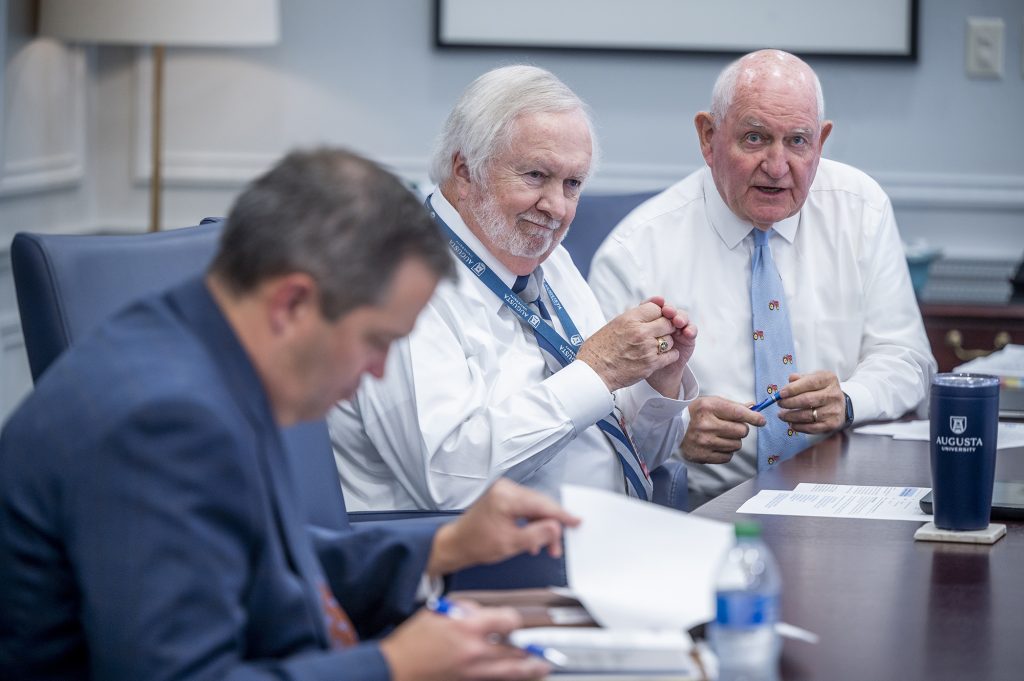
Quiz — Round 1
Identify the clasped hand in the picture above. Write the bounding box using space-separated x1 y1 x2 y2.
576 297 697 398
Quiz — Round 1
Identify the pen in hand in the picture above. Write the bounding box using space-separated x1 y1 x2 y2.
751 390 783 413
427 596 569 667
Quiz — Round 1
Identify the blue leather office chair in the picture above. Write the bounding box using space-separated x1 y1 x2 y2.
562 190 659 279
9 221 352 524
9 221 566 587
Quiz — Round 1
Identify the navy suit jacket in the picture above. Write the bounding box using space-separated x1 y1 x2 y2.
0 278 437 680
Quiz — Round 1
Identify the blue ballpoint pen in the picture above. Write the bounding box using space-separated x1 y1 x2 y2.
427 596 569 667
751 390 783 412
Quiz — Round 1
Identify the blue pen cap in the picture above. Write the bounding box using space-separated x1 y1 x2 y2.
931 373 1000 398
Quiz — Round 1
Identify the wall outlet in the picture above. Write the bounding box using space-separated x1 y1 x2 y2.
966 17 1004 78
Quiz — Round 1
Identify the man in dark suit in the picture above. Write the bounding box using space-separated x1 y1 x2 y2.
0 149 575 680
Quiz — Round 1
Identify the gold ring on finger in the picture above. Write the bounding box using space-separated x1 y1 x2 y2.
656 336 670 354
812 408 819 422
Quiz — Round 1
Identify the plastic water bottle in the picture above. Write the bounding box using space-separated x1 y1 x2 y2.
710 521 781 681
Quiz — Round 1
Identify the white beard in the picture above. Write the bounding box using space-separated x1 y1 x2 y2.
469 192 563 259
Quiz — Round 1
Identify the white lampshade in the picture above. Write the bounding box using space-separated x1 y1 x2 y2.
39 0 280 232
39 0 280 46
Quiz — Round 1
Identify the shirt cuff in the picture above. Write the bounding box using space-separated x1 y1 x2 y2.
550 360 616 431
636 365 700 410
839 380 876 426
415 573 444 603
680 399 693 434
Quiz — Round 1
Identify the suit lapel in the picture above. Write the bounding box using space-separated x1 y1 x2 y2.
251 416 333 649
168 278 331 648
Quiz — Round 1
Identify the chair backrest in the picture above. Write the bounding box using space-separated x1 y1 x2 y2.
9 221 351 530
562 190 659 279
11 222 225 382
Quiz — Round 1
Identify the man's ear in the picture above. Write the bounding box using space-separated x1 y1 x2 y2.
451 152 473 201
694 112 716 166
266 272 320 335
818 120 834 152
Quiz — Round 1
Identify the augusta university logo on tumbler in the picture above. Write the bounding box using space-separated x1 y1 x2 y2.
935 414 984 453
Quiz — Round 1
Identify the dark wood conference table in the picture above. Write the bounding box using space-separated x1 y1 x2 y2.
691 430 1024 681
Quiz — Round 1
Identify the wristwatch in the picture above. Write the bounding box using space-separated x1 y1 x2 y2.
843 392 855 428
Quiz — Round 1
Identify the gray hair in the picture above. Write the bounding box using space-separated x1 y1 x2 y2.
428 64 599 185
710 49 826 125
210 148 454 320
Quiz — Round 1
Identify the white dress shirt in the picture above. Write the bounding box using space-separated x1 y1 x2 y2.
589 160 936 500
330 190 697 511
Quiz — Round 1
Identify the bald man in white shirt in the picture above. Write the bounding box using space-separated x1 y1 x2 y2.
589 50 936 507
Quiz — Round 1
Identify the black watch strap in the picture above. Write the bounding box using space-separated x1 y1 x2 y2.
843 392 855 428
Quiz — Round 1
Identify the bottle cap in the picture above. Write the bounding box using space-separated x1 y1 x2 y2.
734 521 761 538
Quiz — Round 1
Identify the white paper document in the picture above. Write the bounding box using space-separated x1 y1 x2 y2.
736 483 933 521
955 344 1024 378
854 420 930 440
511 627 701 677
560 484 733 631
854 419 1024 450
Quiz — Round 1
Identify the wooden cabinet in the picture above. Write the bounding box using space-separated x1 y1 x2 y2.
919 302 1024 372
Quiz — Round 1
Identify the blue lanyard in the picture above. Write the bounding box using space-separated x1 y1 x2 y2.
426 195 651 499
427 196 583 365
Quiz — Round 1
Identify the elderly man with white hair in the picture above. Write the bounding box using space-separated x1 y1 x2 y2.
330 65 699 510
590 49 935 507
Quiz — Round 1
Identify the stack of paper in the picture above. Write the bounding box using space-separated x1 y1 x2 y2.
561 485 734 631
512 485 734 678
510 627 702 677
955 344 1024 416
955 343 1024 378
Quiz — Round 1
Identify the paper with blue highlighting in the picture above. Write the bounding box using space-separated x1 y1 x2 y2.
737 483 933 521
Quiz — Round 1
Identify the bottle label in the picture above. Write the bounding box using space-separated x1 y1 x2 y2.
716 592 779 627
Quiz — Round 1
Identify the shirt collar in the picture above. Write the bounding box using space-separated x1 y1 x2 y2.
702 166 800 249
428 188 520 314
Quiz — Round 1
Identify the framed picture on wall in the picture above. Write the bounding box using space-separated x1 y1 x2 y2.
435 0 918 60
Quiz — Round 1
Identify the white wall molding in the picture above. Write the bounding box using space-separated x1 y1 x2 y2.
870 171 1024 211
0 46 86 198
138 149 278 188
127 143 1024 213
131 48 287 189
0 311 23 353
0 151 84 197
590 162 1024 211
125 45 1024 212
0 238 29 420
